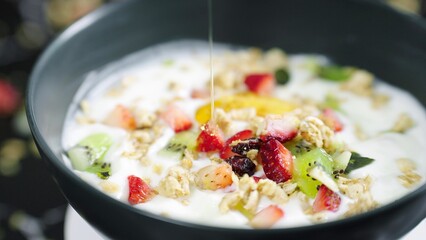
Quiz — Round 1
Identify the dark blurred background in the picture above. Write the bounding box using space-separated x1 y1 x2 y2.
0 0 424 239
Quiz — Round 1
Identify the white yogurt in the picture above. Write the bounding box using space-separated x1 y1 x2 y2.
62 40 426 228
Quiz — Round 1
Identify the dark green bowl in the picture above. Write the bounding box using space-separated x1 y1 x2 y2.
27 0 426 239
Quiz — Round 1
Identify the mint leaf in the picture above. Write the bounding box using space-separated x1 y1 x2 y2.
345 152 374 174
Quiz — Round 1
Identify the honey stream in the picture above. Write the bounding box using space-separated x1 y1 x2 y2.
208 0 215 123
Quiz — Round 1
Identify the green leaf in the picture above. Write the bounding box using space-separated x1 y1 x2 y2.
345 152 374 174
319 65 355 82
275 68 290 85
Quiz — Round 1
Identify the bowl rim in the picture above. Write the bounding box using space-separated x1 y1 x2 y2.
26 0 426 234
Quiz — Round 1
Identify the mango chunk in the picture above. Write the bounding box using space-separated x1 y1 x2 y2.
195 93 296 124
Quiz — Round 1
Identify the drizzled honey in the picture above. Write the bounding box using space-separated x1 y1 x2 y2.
208 0 215 123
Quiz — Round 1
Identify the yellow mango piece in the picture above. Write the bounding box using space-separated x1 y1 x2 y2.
195 93 296 124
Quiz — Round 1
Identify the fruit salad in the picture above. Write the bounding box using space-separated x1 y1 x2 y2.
62 40 426 228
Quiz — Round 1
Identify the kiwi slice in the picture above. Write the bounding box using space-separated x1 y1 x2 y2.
159 131 198 159
86 162 111 180
285 139 313 156
67 146 92 171
293 148 334 198
67 133 113 178
333 151 351 172
319 65 355 82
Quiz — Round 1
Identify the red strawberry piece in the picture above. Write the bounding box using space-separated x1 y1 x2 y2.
195 163 234 190
0 80 21 117
260 115 298 143
197 121 224 152
104 104 137 130
322 108 343 132
313 185 341 213
250 205 284 228
161 104 193 133
259 139 293 183
127 175 156 205
219 129 254 159
252 175 266 183
244 73 275 96
190 88 210 99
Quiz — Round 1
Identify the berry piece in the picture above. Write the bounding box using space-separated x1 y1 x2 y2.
321 108 343 132
249 205 284 228
225 156 256 177
259 115 298 143
128 175 156 205
313 185 341 213
219 130 254 159
195 163 233 190
244 73 275 96
196 121 224 152
231 138 261 156
190 88 210 99
259 139 293 183
104 104 137 130
0 80 21 117
161 104 193 133
252 176 265 183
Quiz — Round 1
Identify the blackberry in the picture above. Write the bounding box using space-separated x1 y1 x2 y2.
225 155 256 177
231 138 261 156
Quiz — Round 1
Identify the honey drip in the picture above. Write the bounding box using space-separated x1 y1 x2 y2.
208 0 215 123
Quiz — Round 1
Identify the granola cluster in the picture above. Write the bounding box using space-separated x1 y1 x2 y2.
396 158 422 188
219 175 296 214
213 48 288 91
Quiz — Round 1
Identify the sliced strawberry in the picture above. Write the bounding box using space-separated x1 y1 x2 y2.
259 115 298 143
161 104 193 133
244 73 275 96
219 129 254 159
104 104 137 130
0 80 21 117
127 175 156 205
321 108 343 132
259 139 293 183
195 163 233 190
190 88 210 99
250 205 284 228
312 185 341 213
252 175 266 183
197 121 224 152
